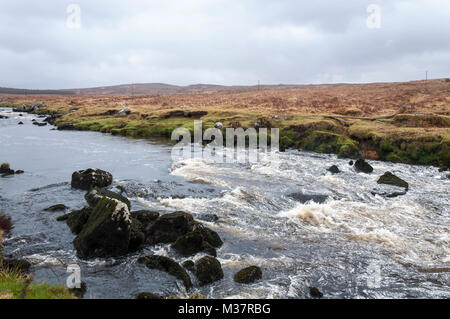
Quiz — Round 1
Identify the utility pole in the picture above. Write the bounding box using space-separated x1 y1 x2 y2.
258 80 260 91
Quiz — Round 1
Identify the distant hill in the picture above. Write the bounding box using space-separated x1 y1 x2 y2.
0 87 75 95
0 83 337 96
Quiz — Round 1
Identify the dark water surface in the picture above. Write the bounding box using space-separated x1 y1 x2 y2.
1 108 449 298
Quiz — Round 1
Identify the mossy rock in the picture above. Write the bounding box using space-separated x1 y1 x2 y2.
354 159 373 173
130 210 159 226
146 211 194 244
129 218 145 252
137 255 192 290
195 256 224 286
85 187 131 210
73 197 131 259
71 168 113 190
65 207 92 235
172 223 223 257
377 172 409 189
234 266 262 284
136 292 164 299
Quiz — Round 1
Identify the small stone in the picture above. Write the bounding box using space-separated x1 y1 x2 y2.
136 292 164 299
327 165 340 174
354 159 373 173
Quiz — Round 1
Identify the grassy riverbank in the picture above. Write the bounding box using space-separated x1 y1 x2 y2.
1 79 449 169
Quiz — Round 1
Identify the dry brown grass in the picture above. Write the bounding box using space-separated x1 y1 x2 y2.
1 79 449 117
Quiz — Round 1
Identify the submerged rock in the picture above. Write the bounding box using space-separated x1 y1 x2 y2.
289 193 329 204
85 187 131 210
136 292 164 299
182 260 195 272
354 159 373 173
44 204 68 212
71 168 113 190
234 266 262 284
138 255 192 290
195 256 224 286
73 197 132 259
377 172 409 190
327 165 340 174
18 121 23 125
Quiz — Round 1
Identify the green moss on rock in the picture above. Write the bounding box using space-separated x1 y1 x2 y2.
195 256 224 286
73 197 131 259
234 266 262 284
377 172 409 189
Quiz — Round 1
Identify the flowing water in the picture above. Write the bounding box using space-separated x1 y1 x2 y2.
0 108 449 299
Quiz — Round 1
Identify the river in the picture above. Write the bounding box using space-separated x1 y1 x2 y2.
0 108 449 299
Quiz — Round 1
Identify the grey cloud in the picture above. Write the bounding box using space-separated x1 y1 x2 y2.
0 0 449 89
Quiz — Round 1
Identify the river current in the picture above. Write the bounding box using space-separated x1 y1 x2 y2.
0 108 448 298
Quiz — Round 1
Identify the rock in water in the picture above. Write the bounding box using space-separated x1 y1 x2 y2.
146 211 194 244
354 159 373 173
73 197 131 259
43 204 68 212
130 210 159 225
172 223 223 257
85 187 131 210
234 266 262 284
327 165 340 174
309 287 323 298
288 193 329 204
71 168 113 190
182 260 195 272
195 256 224 286
136 292 164 299
377 172 409 190
137 255 192 290
62 207 93 235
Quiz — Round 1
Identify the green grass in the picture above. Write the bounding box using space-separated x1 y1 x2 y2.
0 268 75 299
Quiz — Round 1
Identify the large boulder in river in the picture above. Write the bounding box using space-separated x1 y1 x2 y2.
73 197 132 259
234 266 262 284
71 168 112 190
146 211 223 256
377 172 409 190
354 159 373 173
172 222 223 257
195 256 224 286
137 255 192 290
146 211 194 244
85 187 131 210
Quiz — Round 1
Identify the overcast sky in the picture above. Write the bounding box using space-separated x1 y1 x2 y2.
0 0 449 89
